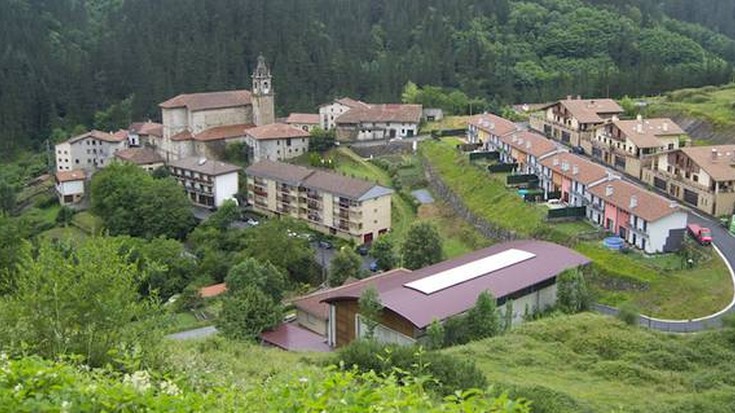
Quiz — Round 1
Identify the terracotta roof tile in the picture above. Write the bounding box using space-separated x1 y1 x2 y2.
199 283 227 298
128 121 163 137
170 130 193 141
611 118 686 148
541 152 609 185
194 123 254 142
336 104 422 124
334 97 371 109
285 113 320 125
55 170 86 182
159 90 252 111
246 160 314 185
246 123 310 140
468 113 518 137
679 145 735 182
260 322 331 352
68 129 128 144
589 179 681 222
114 148 164 165
503 130 558 158
544 98 623 124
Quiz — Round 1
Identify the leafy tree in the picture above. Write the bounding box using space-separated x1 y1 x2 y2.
226 258 287 302
137 237 198 300
245 219 319 285
329 247 363 286
0 214 30 294
0 238 163 367
426 319 446 350
223 141 249 165
55 205 76 225
466 291 501 341
0 179 17 214
503 299 514 331
401 81 420 103
91 163 194 240
206 199 240 231
401 222 443 270
151 166 171 179
371 236 397 271
217 285 283 341
309 127 336 153
358 286 383 340
556 268 592 314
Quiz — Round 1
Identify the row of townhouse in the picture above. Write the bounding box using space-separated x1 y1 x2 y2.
467 115 688 254
529 96 735 218
319 98 423 142
245 160 393 244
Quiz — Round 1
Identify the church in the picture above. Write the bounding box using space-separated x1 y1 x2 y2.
153 55 276 162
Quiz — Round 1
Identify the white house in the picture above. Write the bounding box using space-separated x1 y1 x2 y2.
55 130 128 172
127 121 163 147
334 104 422 141
55 170 86 205
319 97 371 130
168 157 241 208
245 123 311 162
587 179 687 253
285 113 320 132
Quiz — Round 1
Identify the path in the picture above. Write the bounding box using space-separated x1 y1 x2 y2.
166 326 218 340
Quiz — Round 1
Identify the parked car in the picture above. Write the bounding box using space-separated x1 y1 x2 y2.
369 261 379 272
356 244 370 256
318 240 333 249
246 218 259 226
687 224 712 245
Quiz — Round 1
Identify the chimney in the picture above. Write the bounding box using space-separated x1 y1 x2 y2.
561 161 569 171
662 122 669 132
612 115 619 122
576 95 582 100
712 148 718 160
553 158 559 166
636 123 643 134
636 114 643 122
566 95 572 100
572 165 579 175
526 141 531 149
629 195 638 209
605 184 613 196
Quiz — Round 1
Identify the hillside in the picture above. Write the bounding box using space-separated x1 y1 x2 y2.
444 313 735 412
3 0 735 154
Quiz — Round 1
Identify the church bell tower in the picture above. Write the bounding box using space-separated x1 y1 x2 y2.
252 54 275 126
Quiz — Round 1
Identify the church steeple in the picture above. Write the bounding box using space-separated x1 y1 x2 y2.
251 54 274 126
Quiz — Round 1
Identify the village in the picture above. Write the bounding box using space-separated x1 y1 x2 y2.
45 54 735 352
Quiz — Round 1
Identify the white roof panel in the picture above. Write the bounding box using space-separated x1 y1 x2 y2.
403 249 536 295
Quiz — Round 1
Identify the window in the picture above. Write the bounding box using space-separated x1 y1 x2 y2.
75 159 79 164
693 175 699 182
287 138 292 146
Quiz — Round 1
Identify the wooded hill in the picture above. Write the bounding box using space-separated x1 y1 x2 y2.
3 0 735 155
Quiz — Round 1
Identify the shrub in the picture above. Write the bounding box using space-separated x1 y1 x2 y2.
617 302 640 326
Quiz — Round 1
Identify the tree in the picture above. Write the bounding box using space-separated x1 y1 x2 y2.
426 319 445 350
465 291 501 340
0 179 17 214
55 205 76 226
217 286 283 341
617 302 640 326
206 199 240 231
556 268 592 314
503 299 514 331
329 247 363 286
401 222 443 270
0 237 164 367
358 286 383 340
245 219 319 285
137 237 198 300
226 258 287 302
91 163 194 240
371 236 397 271
309 127 336 153
401 81 420 103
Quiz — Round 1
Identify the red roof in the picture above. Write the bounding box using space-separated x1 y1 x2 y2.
468 113 518 137
260 322 332 352
68 129 128 144
159 90 252 111
194 123 254 142
322 240 590 329
170 130 193 141
588 179 682 222
55 170 86 183
129 121 163 137
285 113 320 125
335 104 422 124
246 123 310 140
199 283 227 298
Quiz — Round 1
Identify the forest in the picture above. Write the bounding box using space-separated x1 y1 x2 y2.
2 0 735 156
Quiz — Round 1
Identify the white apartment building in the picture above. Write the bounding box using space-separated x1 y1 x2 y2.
168 157 241 208
55 130 128 172
245 123 311 163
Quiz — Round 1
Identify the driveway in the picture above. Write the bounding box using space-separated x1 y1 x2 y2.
313 242 376 274
166 326 218 340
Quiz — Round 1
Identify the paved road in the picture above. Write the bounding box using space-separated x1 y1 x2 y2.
166 326 218 340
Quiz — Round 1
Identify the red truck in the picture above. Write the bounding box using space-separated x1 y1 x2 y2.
688 224 713 245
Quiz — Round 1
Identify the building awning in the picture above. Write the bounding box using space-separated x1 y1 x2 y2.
260 322 331 352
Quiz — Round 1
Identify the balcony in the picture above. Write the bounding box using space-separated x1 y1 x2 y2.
650 168 710 193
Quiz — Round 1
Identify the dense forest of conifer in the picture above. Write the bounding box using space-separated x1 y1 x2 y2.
2 0 735 155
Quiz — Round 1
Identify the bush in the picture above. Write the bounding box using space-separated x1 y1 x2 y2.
334 340 488 396
617 302 640 326
492 383 588 413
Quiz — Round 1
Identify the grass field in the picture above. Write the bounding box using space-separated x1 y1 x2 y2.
72 211 104 235
647 83 735 129
445 313 735 413
419 138 733 319
39 226 89 244
420 115 472 133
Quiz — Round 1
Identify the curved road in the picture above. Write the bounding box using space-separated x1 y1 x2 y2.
594 211 735 332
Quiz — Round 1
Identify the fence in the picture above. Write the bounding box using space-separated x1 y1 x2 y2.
487 163 517 173
456 143 482 152
432 128 467 138
507 174 539 186
468 151 499 161
547 206 587 219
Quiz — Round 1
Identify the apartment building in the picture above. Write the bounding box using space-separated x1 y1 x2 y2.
55 170 86 205
642 145 735 217
540 152 610 206
591 116 687 179
319 97 371 130
587 179 687 253
55 130 128 172
244 123 311 162
168 157 241 208
245 160 393 243
530 97 623 150
466 113 518 149
499 130 559 176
